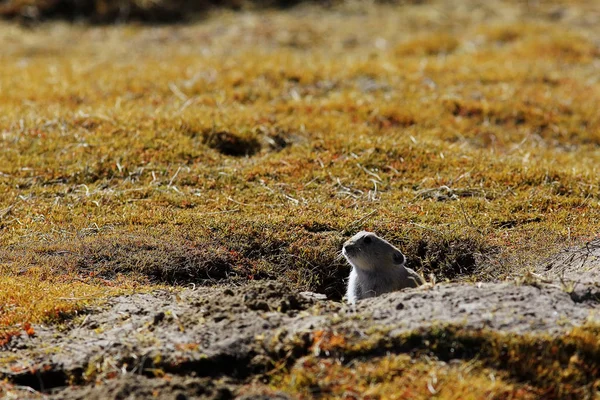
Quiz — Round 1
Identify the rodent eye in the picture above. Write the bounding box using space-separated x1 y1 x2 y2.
363 236 372 244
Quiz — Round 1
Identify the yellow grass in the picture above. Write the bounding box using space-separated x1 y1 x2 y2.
0 274 124 327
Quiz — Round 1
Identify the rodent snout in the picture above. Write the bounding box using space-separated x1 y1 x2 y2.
342 242 359 255
343 238 357 247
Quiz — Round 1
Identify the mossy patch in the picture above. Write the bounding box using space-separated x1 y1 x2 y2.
270 324 600 399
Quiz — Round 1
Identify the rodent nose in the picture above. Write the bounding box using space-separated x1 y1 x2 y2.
343 242 356 252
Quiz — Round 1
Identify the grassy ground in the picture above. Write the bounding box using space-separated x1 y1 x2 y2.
263 323 600 399
1 0 600 336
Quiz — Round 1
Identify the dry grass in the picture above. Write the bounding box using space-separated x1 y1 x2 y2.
1 0 600 331
271 355 539 399
266 324 600 399
0 274 126 328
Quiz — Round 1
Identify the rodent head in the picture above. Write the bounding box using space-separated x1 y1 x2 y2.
342 231 406 272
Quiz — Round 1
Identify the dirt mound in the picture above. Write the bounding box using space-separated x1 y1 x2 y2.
1 280 597 399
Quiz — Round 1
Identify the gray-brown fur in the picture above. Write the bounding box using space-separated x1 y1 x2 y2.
343 231 422 304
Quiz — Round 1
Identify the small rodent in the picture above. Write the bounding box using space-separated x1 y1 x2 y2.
343 231 422 304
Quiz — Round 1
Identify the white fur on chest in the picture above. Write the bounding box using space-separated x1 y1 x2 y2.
347 265 409 304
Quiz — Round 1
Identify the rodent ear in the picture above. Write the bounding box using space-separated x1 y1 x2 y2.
393 250 406 265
